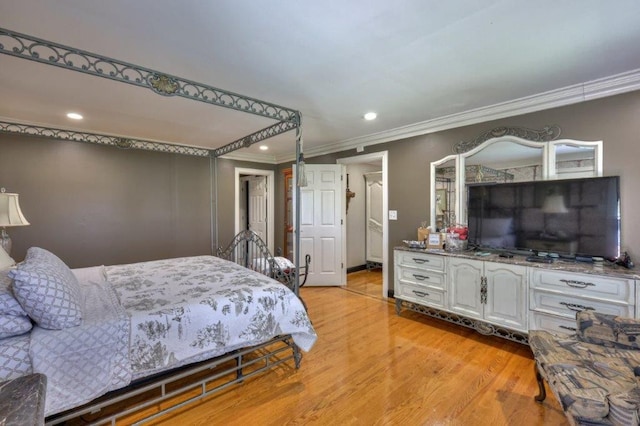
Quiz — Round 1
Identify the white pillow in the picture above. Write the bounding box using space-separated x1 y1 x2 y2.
9 247 82 329
274 256 295 271
0 245 14 270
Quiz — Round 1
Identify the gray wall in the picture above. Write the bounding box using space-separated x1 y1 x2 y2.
0 134 212 268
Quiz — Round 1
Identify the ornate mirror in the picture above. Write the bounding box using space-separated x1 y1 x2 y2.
430 125 603 230
459 137 547 224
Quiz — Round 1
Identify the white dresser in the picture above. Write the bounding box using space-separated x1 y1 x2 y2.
394 248 638 343
395 250 447 309
529 268 635 334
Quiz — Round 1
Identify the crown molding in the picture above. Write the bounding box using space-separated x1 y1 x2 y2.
282 68 640 163
219 150 278 164
0 117 211 157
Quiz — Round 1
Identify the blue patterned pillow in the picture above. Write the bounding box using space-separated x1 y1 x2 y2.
0 314 32 338
0 269 27 316
9 247 82 329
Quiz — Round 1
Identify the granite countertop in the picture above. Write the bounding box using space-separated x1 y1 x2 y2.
395 246 639 280
0 373 46 426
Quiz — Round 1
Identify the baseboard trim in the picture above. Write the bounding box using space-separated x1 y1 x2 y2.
347 265 368 274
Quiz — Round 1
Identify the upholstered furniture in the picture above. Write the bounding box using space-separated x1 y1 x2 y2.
530 311 640 425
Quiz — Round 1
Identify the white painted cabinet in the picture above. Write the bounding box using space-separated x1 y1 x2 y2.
448 257 483 319
448 257 528 332
484 262 528 331
395 248 637 343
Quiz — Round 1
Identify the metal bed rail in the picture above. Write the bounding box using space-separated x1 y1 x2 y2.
46 336 300 426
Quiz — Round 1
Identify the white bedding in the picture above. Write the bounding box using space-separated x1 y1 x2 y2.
8 255 316 416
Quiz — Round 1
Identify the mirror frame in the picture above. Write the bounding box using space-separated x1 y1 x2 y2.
430 136 603 229
430 154 459 231
547 139 603 180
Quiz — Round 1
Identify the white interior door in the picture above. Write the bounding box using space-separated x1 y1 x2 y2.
293 164 345 286
248 176 268 244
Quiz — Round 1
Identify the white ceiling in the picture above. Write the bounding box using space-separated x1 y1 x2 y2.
1 1 640 163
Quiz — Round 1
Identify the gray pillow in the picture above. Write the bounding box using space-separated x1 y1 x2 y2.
9 247 82 329
0 314 32 338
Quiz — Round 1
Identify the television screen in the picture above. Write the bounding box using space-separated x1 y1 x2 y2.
467 176 620 259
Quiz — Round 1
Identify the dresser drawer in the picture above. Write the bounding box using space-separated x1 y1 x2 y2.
395 251 445 271
529 269 634 304
530 290 634 320
397 266 445 290
529 312 577 335
396 282 446 309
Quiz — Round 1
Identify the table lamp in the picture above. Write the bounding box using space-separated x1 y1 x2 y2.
0 188 30 255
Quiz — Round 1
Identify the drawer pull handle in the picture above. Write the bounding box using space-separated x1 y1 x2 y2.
413 274 429 281
413 290 429 297
412 258 429 264
559 325 577 331
560 279 595 288
560 302 594 312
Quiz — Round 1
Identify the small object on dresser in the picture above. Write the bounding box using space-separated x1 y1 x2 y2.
402 240 425 249
614 251 634 269
445 232 467 252
417 226 430 243
426 233 444 249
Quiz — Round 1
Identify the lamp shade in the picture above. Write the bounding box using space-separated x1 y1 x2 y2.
0 192 30 227
542 194 569 214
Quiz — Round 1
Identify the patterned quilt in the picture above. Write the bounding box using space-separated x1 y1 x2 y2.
105 255 317 378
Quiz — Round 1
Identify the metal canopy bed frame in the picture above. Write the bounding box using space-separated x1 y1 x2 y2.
0 28 308 424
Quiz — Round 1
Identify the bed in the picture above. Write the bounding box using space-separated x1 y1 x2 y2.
0 235 316 424
0 28 314 424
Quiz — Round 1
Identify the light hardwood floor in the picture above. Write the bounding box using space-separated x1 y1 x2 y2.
346 269 384 299
130 287 567 426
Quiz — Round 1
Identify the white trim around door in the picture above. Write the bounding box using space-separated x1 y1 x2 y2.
337 151 389 299
234 167 275 255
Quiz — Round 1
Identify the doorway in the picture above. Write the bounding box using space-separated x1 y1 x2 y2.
337 151 389 299
234 168 275 254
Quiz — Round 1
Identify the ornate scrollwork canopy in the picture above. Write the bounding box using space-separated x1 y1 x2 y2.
453 125 562 154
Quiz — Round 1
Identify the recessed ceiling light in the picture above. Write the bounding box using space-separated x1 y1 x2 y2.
66 112 83 120
363 112 377 121
259 145 269 151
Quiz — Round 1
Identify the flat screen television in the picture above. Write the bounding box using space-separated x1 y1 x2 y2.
467 176 620 259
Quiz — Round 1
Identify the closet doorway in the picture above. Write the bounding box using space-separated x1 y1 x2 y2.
337 151 389 299
234 168 275 254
